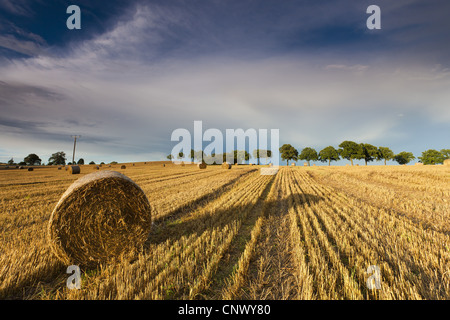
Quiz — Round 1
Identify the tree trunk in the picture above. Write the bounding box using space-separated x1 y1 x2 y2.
350 158 353 166
384 159 387 165
328 159 331 166
365 159 368 166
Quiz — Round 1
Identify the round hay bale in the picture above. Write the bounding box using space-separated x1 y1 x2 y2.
69 165 81 174
58 167 62 170
291 163 296 166
198 163 207 169
27 167 34 171
181 162 185 167
444 159 450 166
19 166 24 170
162 164 165 167
95 165 100 170
303 162 308 167
222 162 231 169
47 170 152 267
268 163 273 167
121 165 126 169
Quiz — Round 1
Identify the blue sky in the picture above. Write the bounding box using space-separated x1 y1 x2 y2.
0 0 449 165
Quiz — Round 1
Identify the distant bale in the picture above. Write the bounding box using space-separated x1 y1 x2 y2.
58 167 62 170
268 163 273 167
222 162 231 169
313 164 317 167
198 163 207 169
27 167 34 171
291 163 296 166
303 162 308 166
19 166 24 170
162 164 165 167
95 165 100 170
181 162 185 167
132 163 135 166
47 170 152 267
443 159 450 166
355 164 359 166
121 165 126 169
69 166 81 174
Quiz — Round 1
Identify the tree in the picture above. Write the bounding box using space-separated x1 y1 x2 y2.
394 152 415 165
48 151 66 165
7 158 15 165
166 154 173 160
24 153 41 166
193 150 205 163
360 143 379 166
440 149 450 159
89 161 96 165
177 152 184 160
253 149 272 165
319 146 340 166
100 162 105 165
377 147 394 165
279 144 298 166
338 141 362 166
418 149 445 165
110 161 118 165
77 158 85 165
299 147 318 166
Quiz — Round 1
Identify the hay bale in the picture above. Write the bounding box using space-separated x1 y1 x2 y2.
181 162 185 167
47 170 152 267
444 159 450 166
132 163 135 166
415 162 424 166
162 164 165 167
291 163 296 166
121 165 126 169
268 163 273 167
95 165 100 170
260 167 279 176
27 167 34 171
58 167 62 170
69 165 80 174
303 162 308 167
198 163 207 169
19 166 24 170
222 162 231 169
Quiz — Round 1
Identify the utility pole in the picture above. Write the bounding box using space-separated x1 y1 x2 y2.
71 135 81 164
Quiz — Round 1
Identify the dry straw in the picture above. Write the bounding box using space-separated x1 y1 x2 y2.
47 170 152 267
222 162 231 169
198 163 207 169
69 166 81 174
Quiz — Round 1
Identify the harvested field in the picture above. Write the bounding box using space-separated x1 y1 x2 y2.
0 164 449 299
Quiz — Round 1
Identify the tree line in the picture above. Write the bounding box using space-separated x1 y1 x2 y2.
6 152 107 166
280 141 450 166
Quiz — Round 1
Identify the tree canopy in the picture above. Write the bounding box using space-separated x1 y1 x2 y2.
48 152 66 166
394 152 415 165
298 147 318 166
279 144 298 166
319 146 340 166
338 141 362 166
360 143 379 166
418 149 445 165
24 153 42 166
377 147 394 165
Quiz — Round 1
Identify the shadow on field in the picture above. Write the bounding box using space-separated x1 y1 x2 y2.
145 192 324 248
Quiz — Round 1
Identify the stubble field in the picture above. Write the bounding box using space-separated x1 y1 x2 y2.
0 163 449 300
